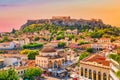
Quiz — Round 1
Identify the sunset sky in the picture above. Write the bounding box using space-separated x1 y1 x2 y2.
0 0 120 32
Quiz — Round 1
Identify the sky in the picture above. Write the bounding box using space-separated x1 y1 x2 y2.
0 0 120 32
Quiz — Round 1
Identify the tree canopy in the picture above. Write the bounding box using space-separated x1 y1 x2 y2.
0 50 4 54
109 53 120 63
24 67 42 80
27 50 39 60
78 40 90 45
11 28 16 34
21 23 120 41
0 68 19 80
86 48 94 53
20 49 39 60
89 30 104 38
34 36 40 41
58 42 66 48
68 34 74 40
0 36 11 43
77 52 89 67
23 43 43 49
79 52 89 61
116 71 120 78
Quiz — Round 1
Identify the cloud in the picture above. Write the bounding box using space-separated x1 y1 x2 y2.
0 4 14 7
0 4 19 8
0 0 51 7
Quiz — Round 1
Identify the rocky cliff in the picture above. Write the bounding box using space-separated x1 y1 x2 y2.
20 16 106 30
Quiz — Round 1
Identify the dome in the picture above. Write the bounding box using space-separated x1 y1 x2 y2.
41 46 56 53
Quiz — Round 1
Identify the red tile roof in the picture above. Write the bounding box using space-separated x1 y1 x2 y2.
0 42 11 45
23 60 35 67
70 43 79 48
83 54 110 66
15 66 28 70
15 60 35 70
99 38 110 40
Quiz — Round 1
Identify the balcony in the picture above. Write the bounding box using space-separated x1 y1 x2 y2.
110 71 119 80
111 64 119 72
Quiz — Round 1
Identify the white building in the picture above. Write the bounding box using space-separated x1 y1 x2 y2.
14 40 25 47
0 58 4 67
91 43 111 50
0 42 15 50
110 59 120 80
4 58 18 66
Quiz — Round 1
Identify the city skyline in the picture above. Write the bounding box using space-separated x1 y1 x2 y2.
0 0 120 32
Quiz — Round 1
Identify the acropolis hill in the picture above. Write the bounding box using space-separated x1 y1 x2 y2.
20 16 107 30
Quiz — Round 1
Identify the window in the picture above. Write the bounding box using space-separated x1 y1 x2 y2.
89 69 92 79
98 72 101 80
93 71 96 80
85 68 87 77
18 71 20 74
103 73 107 80
81 67 83 76
21 71 23 74
24 70 26 73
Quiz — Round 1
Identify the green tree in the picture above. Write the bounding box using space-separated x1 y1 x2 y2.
110 37 116 42
57 31 64 35
23 43 43 49
34 37 40 41
24 67 42 80
109 54 117 60
79 40 85 45
0 50 4 54
115 55 120 63
3 36 10 42
68 34 74 40
27 50 39 60
23 24 42 33
42 37 48 41
58 42 66 48
80 35 85 39
20 50 39 60
116 71 120 78
77 52 89 67
86 48 93 53
20 49 31 54
0 68 19 80
56 35 65 40
90 30 103 38
79 52 89 61
79 40 89 45
109 54 120 63
102 34 111 38
0 70 8 80
11 28 16 34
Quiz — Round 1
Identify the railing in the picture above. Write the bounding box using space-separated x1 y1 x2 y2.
110 71 119 80
111 64 119 72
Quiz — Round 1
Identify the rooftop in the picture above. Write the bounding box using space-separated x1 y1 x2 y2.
41 46 56 53
15 60 35 70
82 54 110 67
0 58 4 62
37 55 63 59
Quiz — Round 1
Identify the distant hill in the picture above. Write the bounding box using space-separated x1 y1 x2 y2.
20 16 109 30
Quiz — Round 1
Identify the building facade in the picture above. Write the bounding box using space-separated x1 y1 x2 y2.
35 46 66 69
79 54 110 80
0 58 4 68
0 42 15 50
110 59 120 80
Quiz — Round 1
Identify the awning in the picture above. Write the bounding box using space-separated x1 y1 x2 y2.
70 74 78 78
48 69 52 72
